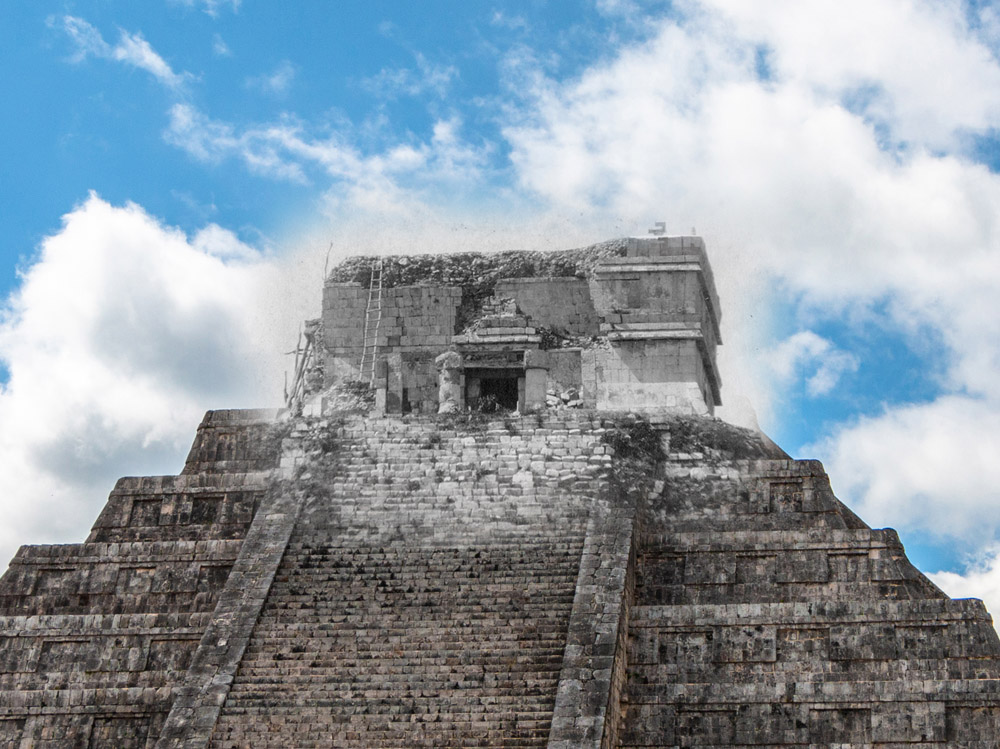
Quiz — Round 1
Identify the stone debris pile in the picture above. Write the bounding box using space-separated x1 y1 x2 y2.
546 386 584 409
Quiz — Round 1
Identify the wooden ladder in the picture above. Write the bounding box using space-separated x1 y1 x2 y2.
358 258 384 386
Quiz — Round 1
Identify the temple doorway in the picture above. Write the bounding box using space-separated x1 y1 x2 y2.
465 368 523 412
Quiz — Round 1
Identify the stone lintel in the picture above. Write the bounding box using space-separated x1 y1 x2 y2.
606 329 702 341
594 261 704 275
452 333 542 345
523 348 551 370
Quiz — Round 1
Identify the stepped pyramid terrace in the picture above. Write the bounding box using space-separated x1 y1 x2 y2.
2 235 1000 747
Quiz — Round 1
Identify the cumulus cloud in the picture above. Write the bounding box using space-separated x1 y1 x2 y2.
0 194 289 570
811 396 1000 541
697 0 1000 149
58 16 190 89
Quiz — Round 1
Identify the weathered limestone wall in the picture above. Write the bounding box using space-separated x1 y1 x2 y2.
322 282 461 383
583 340 714 416
591 266 707 322
547 476 638 749
547 348 584 399
616 447 1000 746
612 235 720 327
87 473 262 543
399 350 439 413
154 463 305 749
495 277 601 336
590 240 720 350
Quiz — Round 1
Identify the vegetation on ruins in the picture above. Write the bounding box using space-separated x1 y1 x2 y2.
663 414 789 460
601 417 665 495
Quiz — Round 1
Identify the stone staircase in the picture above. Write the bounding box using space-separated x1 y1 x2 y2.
0 409 278 748
617 459 1000 747
209 413 615 748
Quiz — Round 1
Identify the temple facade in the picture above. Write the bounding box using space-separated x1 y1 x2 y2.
317 235 721 418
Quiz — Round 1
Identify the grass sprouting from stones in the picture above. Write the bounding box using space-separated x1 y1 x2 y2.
601 418 665 495
663 414 788 460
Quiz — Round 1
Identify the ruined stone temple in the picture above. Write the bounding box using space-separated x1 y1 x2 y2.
4 235 1000 748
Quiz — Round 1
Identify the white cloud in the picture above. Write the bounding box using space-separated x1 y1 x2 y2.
212 33 232 57
164 104 311 182
170 0 241 18
698 0 1000 149
491 11 528 31
811 396 1000 543
246 60 296 96
427 117 493 182
58 16 189 89
192 223 260 261
979 5 1000 48
164 103 490 208
60 15 111 61
113 30 188 88
0 194 289 570
595 0 643 17
363 53 458 100
766 331 859 396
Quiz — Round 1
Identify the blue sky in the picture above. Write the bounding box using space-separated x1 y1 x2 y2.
4 0 1000 613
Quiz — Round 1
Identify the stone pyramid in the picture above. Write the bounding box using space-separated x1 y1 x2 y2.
2 239 1000 747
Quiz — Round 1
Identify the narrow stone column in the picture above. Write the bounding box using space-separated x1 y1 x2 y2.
435 350 463 413
523 349 550 413
386 352 403 413
373 358 388 415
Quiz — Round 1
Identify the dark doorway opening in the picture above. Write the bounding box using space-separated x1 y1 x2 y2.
465 368 522 412
480 376 519 412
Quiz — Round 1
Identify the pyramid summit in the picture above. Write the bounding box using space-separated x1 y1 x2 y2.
300 234 722 419
2 236 1000 747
